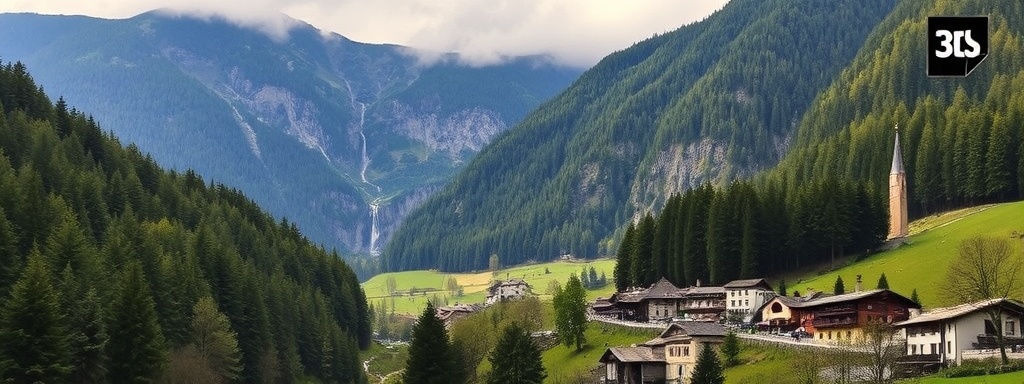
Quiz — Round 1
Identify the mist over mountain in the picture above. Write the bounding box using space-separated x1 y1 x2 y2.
0 10 581 266
384 0 898 272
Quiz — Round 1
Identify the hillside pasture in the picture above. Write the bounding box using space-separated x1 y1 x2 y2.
362 259 616 315
788 201 1024 308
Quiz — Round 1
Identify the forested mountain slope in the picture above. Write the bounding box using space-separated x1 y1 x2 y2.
0 11 580 262
0 60 368 383
765 0 1024 215
385 0 896 272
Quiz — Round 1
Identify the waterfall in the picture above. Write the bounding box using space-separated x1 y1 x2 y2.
369 199 381 256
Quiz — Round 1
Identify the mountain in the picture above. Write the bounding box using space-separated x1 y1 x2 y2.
0 11 581 262
384 0 898 272
764 0 1024 211
0 59 368 382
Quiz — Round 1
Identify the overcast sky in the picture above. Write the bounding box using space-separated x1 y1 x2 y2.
0 0 729 67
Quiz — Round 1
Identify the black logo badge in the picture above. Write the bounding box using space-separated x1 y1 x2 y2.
928 16 988 77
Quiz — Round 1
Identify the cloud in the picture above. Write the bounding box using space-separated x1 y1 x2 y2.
0 0 728 68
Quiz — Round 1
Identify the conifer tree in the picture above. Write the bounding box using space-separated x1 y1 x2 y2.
107 261 166 383
690 342 725 384
0 249 70 382
487 323 546 384
910 289 920 305
403 302 456 384
778 279 787 296
0 207 19 291
876 273 889 290
614 224 636 291
191 296 242 383
59 266 108 384
834 276 845 295
721 332 740 367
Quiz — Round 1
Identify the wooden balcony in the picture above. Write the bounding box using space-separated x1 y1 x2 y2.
812 317 857 328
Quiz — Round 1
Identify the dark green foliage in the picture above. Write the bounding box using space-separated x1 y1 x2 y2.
834 276 846 295
0 13 580 266
721 332 740 368
610 179 887 287
486 323 546 384
877 273 890 290
691 342 725 384
911 289 920 305
614 224 636 291
768 0 1024 218
0 250 70 382
384 0 897 272
554 274 588 350
0 60 369 383
106 262 166 383
403 302 457 384
778 279 787 296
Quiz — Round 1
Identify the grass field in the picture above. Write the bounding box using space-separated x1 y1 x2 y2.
540 322 660 383
362 259 617 315
787 201 1024 308
899 370 1024 383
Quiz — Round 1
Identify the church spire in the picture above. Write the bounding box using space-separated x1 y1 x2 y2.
888 123 908 239
890 124 904 175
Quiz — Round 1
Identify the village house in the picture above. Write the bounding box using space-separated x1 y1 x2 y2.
760 286 920 342
895 298 1024 366
485 278 532 305
599 322 726 384
435 303 482 329
594 278 757 323
723 278 776 323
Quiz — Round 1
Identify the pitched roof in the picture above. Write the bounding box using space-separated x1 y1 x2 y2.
896 298 1024 327
764 289 919 310
679 322 727 337
723 278 772 290
645 278 684 299
601 347 665 363
891 132 905 174
685 286 725 296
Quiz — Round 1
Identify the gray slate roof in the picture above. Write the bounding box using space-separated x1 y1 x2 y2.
602 347 665 363
896 298 1024 327
723 278 771 289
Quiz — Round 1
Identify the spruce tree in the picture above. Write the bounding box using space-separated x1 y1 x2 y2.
720 332 740 367
690 342 725 384
833 276 845 295
403 302 456 384
0 207 19 292
190 296 242 383
876 273 889 290
59 266 108 384
487 323 546 384
910 289 921 306
0 250 71 382
614 224 636 290
107 261 166 383
778 279 787 296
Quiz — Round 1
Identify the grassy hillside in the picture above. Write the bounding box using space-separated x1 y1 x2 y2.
362 259 616 315
787 201 1024 308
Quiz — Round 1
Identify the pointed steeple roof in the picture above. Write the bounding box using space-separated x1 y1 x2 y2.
891 128 904 174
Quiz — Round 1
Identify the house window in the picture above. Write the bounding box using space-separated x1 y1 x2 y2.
745 300 749 306
930 343 937 354
828 332 832 340
607 363 616 379
847 331 852 339
948 341 952 356
683 346 690 357
731 291 735 297
837 332 842 340
1007 320 1016 336
771 303 783 313
819 333 823 340
910 344 917 354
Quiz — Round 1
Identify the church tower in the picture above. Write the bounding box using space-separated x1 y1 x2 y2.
888 127 908 239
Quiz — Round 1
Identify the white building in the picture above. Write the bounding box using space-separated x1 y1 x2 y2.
895 298 1024 366
723 278 777 323
485 279 532 305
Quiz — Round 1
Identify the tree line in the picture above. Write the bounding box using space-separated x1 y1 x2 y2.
0 59 369 383
614 179 886 289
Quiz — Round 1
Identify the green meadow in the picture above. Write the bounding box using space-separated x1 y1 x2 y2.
787 201 1024 308
362 259 617 315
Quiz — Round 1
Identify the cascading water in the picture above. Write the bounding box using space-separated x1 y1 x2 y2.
352 100 382 255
